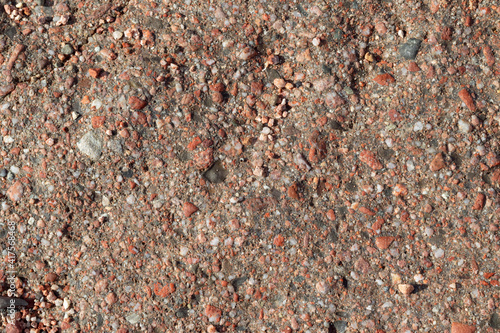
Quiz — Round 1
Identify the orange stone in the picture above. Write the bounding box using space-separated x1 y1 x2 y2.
373 73 395 86
91 116 105 128
375 236 395 249
128 96 148 110
7 181 24 202
458 89 476 112
451 322 476 333
430 152 446 171
359 150 383 170
183 202 199 217
88 68 102 78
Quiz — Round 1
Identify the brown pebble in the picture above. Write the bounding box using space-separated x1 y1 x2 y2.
128 96 148 110
91 116 105 128
183 202 199 217
375 236 395 249
483 46 495 67
44 272 58 283
451 322 476 333
458 89 476 112
472 193 485 210
326 209 336 221
88 68 102 78
373 73 395 86
430 152 446 171
105 292 118 306
287 183 300 200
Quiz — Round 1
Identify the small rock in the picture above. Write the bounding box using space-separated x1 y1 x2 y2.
393 183 408 197
399 38 422 59
207 325 218 333
77 131 103 160
451 322 476 333
288 183 300 200
0 84 15 97
205 304 222 323
91 116 105 128
429 152 446 171
373 73 395 86
106 292 118 306
472 193 485 210
203 161 228 183
125 313 141 325
128 96 148 110
375 236 394 249
6 181 23 202
316 281 329 294
398 284 414 295
0 169 7 177
273 78 286 89
458 119 471 133
61 44 73 55
194 148 214 170
458 89 476 112
183 202 199 217
359 150 383 170
88 68 102 78
489 313 500 329
44 272 58 283
483 46 495 67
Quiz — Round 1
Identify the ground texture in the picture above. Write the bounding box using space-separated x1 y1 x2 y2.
0 0 499 332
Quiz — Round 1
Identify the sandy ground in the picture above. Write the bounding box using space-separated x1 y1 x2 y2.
0 0 499 332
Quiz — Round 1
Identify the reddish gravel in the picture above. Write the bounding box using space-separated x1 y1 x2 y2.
0 0 499 332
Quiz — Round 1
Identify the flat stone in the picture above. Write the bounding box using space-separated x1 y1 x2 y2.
399 38 422 60
203 160 228 183
61 44 74 55
77 131 103 160
489 313 500 329
451 322 476 333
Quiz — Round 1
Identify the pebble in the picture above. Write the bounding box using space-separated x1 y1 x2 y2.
125 313 141 325
451 322 476 333
399 38 422 59
0 169 7 177
373 73 395 86
6 181 24 202
128 96 148 110
458 89 476 112
458 119 471 133
183 202 199 217
398 284 414 295
472 193 485 210
77 131 104 160
429 152 446 171
60 44 73 55
375 236 394 249
359 150 383 170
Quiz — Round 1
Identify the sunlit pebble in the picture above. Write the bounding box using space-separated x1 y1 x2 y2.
312 37 321 46
316 281 329 294
414 274 424 283
180 247 189 256
425 227 434 237
433 248 444 258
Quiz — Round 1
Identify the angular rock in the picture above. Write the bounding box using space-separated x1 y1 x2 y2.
359 150 383 170
399 38 422 59
128 96 148 110
430 152 446 171
375 236 395 249
373 73 395 86
6 181 23 202
183 202 199 217
77 131 103 160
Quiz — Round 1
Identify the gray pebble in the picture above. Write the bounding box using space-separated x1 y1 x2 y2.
61 44 74 55
77 131 104 160
399 38 422 60
0 169 7 177
6 172 14 181
203 160 228 183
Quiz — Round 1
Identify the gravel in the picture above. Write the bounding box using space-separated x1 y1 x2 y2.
0 0 499 332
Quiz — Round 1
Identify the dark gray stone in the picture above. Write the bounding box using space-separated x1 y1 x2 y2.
0 169 7 177
399 38 422 59
333 320 347 333
490 313 500 329
203 160 228 183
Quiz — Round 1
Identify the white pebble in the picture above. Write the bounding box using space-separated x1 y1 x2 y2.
413 121 423 131
180 246 189 256
433 248 444 258
458 119 471 133
113 31 123 40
